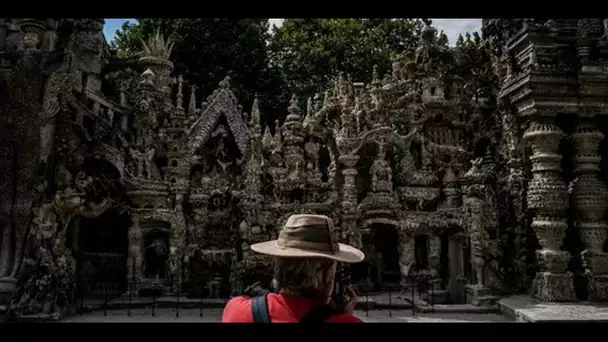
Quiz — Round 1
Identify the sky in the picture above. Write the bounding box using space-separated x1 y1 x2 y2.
103 18 482 46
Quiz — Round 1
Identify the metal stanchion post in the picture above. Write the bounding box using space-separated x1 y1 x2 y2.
80 283 84 316
176 279 180 318
199 279 204 317
431 278 435 314
103 283 109 317
365 292 369 317
127 281 132 317
411 274 416 317
389 285 393 317
152 284 157 317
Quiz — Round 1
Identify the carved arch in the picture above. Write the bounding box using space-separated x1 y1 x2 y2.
187 89 249 160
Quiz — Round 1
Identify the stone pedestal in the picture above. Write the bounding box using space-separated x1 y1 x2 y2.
0 277 16 305
588 274 608 302
533 272 576 302
465 284 497 307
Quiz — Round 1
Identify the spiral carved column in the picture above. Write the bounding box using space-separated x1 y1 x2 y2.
524 121 576 301
570 122 608 301
339 154 361 248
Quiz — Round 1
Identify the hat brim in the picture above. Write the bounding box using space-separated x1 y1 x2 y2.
250 240 365 264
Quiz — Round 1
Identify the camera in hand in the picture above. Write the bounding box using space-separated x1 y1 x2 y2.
331 264 351 309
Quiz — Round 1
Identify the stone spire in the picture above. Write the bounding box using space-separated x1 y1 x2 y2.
176 75 184 109
286 94 301 122
250 95 261 132
188 85 197 115
303 97 314 125
262 123 274 153
372 65 381 88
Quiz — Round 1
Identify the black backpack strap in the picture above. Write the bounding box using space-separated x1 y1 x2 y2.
251 294 271 323
299 304 340 324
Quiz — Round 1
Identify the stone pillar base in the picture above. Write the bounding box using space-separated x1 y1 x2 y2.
588 274 608 302
532 272 576 302
465 284 497 307
0 277 17 305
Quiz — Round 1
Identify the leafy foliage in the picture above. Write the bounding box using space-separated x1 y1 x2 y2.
268 19 426 99
113 19 287 122
454 32 497 102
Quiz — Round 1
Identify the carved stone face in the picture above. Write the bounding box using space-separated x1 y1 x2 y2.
251 225 262 235
239 220 249 235
23 32 39 49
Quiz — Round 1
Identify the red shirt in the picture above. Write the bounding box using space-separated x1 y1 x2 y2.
222 292 364 323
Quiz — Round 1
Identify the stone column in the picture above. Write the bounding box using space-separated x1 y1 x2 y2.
127 212 143 293
570 121 608 301
524 121 575 301
397 229 415 287
168 210 187 294
339 154 361 248
428 234 441 289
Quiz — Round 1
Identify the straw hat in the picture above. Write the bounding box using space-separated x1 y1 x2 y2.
250 214 365 263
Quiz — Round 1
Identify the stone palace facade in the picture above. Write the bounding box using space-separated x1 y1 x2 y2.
0 18 607 317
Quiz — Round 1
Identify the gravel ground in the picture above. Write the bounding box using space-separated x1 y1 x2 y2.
60 308 512 323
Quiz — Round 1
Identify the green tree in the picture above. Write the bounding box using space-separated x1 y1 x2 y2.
113 19 287 121
268 19 425 100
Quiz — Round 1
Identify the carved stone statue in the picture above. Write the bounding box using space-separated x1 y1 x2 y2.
39 53 73 164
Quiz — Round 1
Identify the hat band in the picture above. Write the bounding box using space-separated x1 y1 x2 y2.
277 225 339 254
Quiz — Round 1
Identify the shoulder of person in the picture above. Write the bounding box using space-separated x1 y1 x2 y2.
325 313 365 323
221 295 253 322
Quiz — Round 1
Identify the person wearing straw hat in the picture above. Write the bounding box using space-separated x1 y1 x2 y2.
222 214 366 323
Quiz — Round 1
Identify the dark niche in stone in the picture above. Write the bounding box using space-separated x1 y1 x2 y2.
318 144 331 183
201 116 243 179
75 207 130 297
141 220 170 280
415 235 429 270
373 223 401 284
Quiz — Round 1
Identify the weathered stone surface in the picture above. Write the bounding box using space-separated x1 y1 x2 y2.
499 295 608 322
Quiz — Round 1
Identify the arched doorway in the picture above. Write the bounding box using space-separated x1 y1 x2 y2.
77 208 131 297
70 158 131 297
372 223 400 285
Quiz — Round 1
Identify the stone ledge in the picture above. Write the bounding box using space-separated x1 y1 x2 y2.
499 295 608 322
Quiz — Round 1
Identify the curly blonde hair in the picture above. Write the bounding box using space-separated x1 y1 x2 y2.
273 257 336 297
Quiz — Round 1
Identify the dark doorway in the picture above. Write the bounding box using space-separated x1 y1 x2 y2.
372 224 400 284
77 207 130 297
141 220 171 280
463 237 472 282
415 235 429 270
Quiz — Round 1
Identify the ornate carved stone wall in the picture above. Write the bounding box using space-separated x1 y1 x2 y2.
2 18 608 319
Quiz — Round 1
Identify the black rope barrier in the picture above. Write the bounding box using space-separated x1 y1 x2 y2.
73 263 453 321
199 279 204 317
127 281 132 316
103 283 108 317
79 287 84 316
388 285 392 318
